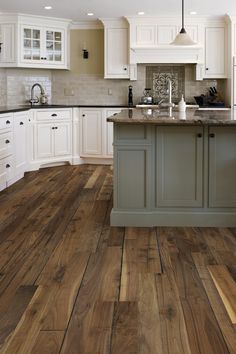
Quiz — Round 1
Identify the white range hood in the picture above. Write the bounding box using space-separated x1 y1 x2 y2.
130 45 204 65
126 16 204 70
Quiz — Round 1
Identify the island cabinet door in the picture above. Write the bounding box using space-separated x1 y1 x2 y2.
156 126 203 207
209 126 236 207
114 147 151 210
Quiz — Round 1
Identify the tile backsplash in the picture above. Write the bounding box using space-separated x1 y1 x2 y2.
146 66 185 102
0 65 227 106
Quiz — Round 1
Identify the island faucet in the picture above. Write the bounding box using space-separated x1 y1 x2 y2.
159 78 175 117
29 83 45 106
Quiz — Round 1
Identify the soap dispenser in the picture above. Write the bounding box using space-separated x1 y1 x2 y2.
178 94 186 112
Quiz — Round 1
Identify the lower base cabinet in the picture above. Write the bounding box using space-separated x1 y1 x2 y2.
209 126 236 207
80 108 122 158
113 123 236 216
14 112 27 176
156 126 203 207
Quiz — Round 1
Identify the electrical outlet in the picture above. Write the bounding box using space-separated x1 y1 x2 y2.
64 88 75 96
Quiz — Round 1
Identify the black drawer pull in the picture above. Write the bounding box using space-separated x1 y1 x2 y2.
5 139 10 144
209 133 215 138
55 127 58 129
52 127 55 130
51 113 57 117
206 68 209 71
82 114 85 117
6 120 10 124
6 164 10 168
197 133 202 138
124 67 127 71
20 122 24 125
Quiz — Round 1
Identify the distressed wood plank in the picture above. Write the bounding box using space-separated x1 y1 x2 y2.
208 265 236 324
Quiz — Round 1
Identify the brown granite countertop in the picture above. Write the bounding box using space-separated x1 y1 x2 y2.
107 108 236 125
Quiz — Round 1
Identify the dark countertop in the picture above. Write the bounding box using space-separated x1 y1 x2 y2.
107 108 236 126
0 104 135 114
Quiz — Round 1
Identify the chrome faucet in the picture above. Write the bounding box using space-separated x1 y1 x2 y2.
29 83 45 106
159 79 175 117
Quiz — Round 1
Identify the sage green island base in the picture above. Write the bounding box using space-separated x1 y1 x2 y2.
108 109 236 227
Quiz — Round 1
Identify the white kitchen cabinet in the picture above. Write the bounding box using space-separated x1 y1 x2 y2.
35 123 54 159
13 112 27 176
0 23 15 63
20 26 65 66
105 28 129 78
205 27 226 78
104 109 122 156
80 109 103 157
101 19 130 79
34 109 72 162
0 14 70 69
54 122 72 156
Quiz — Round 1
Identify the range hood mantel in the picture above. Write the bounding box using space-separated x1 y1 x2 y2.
130 45 204 65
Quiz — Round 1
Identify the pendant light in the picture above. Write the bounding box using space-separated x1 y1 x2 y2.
171 0 196 45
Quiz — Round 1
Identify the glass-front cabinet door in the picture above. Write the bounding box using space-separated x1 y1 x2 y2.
22 26 42 62
45 29 64 64
21 26 65 66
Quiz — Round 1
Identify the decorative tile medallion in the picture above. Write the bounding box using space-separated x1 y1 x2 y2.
146 66 185 103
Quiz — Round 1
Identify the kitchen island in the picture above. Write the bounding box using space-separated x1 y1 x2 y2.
107 108 236 227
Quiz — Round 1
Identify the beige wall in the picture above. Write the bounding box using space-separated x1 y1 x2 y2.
70 29 104 75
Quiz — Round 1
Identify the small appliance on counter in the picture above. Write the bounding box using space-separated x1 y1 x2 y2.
140 88 154 104
194 87 229 110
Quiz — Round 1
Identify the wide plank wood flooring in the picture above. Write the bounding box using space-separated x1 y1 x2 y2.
0 164 236 353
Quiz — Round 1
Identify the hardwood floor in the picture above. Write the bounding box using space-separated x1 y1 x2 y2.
0 164 236 353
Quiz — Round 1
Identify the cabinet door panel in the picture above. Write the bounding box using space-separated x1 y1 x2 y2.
156 126 203 207
106 28 129 77
54 122 72 156
205 27 225 78
136 25 156 45
14 113 27 175
115 148 147 209
158 26 177 44
21 25 42 63
0 24 15 63
209 127 236 207
81 110 103 156
35 123 54 159
105 109 121 156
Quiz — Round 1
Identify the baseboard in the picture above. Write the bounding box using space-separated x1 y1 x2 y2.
110 209 236 227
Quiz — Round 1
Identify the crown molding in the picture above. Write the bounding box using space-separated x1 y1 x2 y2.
70 20 103 30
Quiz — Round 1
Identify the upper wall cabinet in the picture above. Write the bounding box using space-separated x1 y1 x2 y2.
204 27 226 78
0 14 70 69
0 23 15 63
101 19 137 80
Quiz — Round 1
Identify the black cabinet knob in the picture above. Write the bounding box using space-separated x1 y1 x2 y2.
51 113 57 117
206 68 209 71
52 127 55 130
124 67 127 71
20 122 24 125
40 57 44 60
6 164 10 168
6 120 10 124
197 133 202 138
209 133 215 138
82 114 85 117
55 127 58 129
5 139 10 144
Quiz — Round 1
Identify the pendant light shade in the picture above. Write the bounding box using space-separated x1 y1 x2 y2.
171 0 196 45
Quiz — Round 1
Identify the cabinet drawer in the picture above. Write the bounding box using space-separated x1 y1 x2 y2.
36 109 72 121
0 156 14 184
0 114 13 131
0 132 13 159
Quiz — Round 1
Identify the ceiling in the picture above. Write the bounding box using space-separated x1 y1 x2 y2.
0 0 235 22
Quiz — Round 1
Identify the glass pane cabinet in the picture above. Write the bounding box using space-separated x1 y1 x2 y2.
21 26 64 66
23 28 41 61
45 30 63 62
